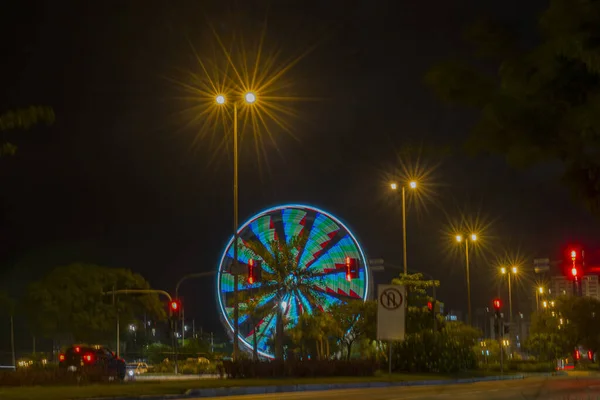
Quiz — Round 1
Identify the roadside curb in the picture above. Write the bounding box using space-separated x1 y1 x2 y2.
183 374 525 398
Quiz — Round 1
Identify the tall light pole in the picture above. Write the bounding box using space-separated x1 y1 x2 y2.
455 233 477 325
216 91 257 361
535 286 544 312
390 181 417 274
500 266 517 325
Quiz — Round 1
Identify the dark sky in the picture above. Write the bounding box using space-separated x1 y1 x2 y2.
0 0 595 339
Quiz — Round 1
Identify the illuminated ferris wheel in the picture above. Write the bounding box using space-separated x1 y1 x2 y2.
216 204 370 359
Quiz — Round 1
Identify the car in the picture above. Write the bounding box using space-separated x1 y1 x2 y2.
59 345 126 381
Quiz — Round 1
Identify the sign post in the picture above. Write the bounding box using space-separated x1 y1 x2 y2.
377 284 406 375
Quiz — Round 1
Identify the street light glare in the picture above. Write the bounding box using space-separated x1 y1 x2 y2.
455 235 462 242
512 266 518 274
390 183 398 190
244 92 257 104
215 94 226 104
538 287 544 294
501 267 507 274
470 233 477 241
409 181 417 189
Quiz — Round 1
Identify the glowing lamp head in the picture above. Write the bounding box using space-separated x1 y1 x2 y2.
409 181 417 189
455 235 462 243
538 287 544 294
471 234 477 241
215 94 226 104
170 301 179 311
571 250 577 260
572 267 578 277
244 92 257 104
512 266 518 274
500 267 507 274
390 183 398 190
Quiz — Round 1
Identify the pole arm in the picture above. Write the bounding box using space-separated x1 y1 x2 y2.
103 289 173 302
175 271 217 299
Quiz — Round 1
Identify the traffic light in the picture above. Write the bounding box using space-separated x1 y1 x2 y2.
492 298 502 318
427 301 433 311
575 349 581 360
247 259 262 284
588 350 594 361
345 257 359 281
169 299 181 318
565 246 584 278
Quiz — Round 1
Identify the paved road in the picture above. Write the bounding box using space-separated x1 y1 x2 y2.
190 377 600 400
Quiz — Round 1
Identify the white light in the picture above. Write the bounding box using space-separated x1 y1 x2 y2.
128 370 134 377
245 92 256 104
281 301 287 311
216 94 226 104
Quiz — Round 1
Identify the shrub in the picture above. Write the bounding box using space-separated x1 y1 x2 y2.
222 359 377 379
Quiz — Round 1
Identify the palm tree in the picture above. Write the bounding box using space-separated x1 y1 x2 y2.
240 297 271 361
243 234 325 360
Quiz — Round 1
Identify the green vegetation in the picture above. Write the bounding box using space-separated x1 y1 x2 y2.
20 263 166 344
425 0 600 213
524 296 600 361
0 106 54 156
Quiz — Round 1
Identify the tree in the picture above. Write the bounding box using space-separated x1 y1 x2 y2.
0 291 15 367
239 297 272 361
21 263 166 344
0 106 54 156
329 300 377 360
425 0 600 213
242 233 325 360
391 273 441 333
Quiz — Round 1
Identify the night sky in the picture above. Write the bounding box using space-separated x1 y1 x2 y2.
1 0 595 340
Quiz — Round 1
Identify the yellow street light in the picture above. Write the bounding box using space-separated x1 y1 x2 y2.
543 301 548 308
389 180 419 274
512 266 518 274
501 267 507 274
390 182 398 190
454 232 477 325
538 287 544 294
215 94 226 104
409 181 417 189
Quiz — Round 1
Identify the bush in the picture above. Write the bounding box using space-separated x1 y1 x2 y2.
482 361 555 373
392 331 477 373
222 360 377 379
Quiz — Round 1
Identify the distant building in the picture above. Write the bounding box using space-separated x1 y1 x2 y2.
549 275 600 300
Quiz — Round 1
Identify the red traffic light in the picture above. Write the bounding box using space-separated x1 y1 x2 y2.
588 350 594 360
427 301 433 311
170 300 180 311
493 298 502 310
575 349 581 360
345 257 359 281
572 267 578 277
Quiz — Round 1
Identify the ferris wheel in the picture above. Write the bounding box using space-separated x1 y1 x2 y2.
216 204 370 359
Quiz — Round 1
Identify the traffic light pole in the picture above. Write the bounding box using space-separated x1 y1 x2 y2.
103 289 173 362
175 271 217 345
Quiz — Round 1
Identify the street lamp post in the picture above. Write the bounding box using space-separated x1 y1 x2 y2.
455 233 477 325
216 92 257 361
535 287 544 312
390 181 417 274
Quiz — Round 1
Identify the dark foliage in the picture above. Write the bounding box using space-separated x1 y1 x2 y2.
0 366 120 386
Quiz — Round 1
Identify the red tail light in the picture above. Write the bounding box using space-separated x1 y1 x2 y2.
83 353 94 363
59 354 65 362
74 346 80 353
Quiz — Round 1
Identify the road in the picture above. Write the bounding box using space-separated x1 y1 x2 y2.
190 376 600 400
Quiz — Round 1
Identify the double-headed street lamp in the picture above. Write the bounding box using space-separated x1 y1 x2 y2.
500 266 518 332
455 233 477 325
216 91 257 360
390 181 417 274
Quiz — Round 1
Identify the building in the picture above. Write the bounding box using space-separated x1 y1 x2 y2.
549 275 600 300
